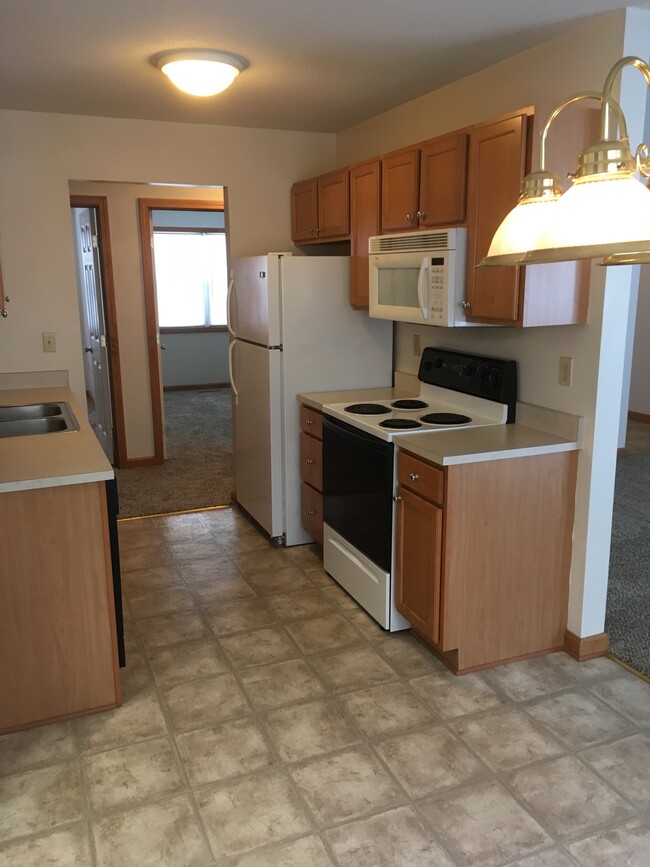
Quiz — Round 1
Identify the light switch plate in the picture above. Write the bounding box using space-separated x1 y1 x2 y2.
559 356 573 387
412 334 421 357
42 332 56 353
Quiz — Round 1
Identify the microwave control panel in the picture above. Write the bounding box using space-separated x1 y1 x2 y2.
428 257 447 324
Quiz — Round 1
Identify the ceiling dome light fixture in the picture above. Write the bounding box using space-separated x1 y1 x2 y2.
156 50 246 97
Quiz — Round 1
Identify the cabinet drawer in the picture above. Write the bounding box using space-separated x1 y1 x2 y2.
300 405 323 440
301 482 323 546
300 432 322 490
398 451 444 504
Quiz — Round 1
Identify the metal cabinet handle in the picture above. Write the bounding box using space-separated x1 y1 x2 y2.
416 211 426 219
307 509 317 516
393 495 402 502
409 472 420 481
305 419 313 425
306 458 315 464
461 301 471 309
405 213 414 222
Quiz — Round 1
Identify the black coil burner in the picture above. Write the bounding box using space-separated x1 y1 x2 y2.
390 399 429 410
420 412 472 425
378 418 423 430
344 403 391 415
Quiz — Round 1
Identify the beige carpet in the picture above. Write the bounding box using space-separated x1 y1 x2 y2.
115 388 234 518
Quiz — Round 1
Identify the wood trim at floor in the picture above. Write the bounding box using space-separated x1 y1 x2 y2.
564 629 609 661
163 382 230 392
121 456 163 469
628 410 650 424
617 447 628 457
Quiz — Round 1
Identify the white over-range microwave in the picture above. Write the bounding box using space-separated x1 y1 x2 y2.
369 228 470 326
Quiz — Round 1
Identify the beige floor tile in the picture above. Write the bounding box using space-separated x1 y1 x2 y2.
219 626 299 669
589 675 650 727
163 673 250 732
175 718 275 787
187 576 256 605
263 699 361 763
282 544 322 566
195 769 311 861
325 805 454 867
136 611 211 649
568 817 650 867
153 514 213 543
215 531 273 555
0 761 85 843
504 848 575 867
120 544 172 572
506 755 634 839
128 585 196 619
319 582 360 610
309 644 398 693
483 656 573 701
227 835 334 867
375 634 443 677
374 723 486 798
339 681 434 739
547 652 626 681
410 670 506 719
0 721 75 776
92 793 211 867
75 691 168 754
289 745 404 825
198 507 246 531
123 619 143 653
121 564 183 594
287 614 361 655
0 823 92 867
344 608 387 641
452 706 564 773
165 537 222 562
581 733 650 809
203 597 276 636
234 549 292 576
302 564 336 588
245 567 313 596
266 589 334 621
179 557 241 584
83 736 184 814
119 650 154 699
147 637 229 688
524 688 635 750
239 658 326 711
118 523 160 551
420 779 550 866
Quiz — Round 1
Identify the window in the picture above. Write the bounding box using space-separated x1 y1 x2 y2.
153 230 228 329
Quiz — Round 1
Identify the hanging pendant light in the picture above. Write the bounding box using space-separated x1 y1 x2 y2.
156 50 247 97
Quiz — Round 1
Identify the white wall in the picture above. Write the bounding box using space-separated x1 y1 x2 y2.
161 332 229 388
337 8 645 640
0 111 336 457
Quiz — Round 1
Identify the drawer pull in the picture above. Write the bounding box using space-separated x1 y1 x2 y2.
409 472 420 481
393 495 402 502
305 419 313 425
306 458 315 465
307 509 317 516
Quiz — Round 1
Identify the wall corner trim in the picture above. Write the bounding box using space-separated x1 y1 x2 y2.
563 629 609 661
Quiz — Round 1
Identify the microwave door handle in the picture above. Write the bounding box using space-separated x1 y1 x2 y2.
417 257 430 321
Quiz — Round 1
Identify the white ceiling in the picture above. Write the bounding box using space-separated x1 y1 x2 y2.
0 1 646 133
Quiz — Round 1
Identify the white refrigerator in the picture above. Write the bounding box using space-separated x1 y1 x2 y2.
229 253 393 546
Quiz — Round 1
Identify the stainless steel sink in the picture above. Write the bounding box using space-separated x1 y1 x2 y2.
0 402 79 438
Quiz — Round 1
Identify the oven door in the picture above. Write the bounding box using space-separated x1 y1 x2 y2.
322 415 394 572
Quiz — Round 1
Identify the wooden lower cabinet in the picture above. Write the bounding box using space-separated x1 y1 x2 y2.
0 482 121 733
299 405 324 544
301 482 323 546
395 448 578 673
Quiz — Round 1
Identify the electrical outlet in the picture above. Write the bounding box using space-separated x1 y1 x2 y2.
412 334 421 356
559 356 573 387
42 332 56 353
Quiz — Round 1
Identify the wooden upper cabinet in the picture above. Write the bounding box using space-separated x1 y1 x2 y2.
419 133 467 227
291 179 318 242
349 159 381 308
465 113 528 324
381 149 420 232
317 169 350 239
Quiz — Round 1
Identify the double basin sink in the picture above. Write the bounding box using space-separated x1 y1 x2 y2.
0 402 80 438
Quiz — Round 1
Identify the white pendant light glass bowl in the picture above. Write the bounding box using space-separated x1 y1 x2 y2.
157 50 245 97
482 197 560 266
523 172 650 264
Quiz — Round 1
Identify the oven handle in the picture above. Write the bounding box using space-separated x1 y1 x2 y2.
417 257 430 321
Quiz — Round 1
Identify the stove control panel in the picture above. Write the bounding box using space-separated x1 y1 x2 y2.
418 347 517 421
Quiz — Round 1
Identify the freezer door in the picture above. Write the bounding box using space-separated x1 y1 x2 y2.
231 256 282 346
232 340 285 538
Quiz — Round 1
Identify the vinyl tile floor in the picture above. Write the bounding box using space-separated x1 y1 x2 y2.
1 507 650 866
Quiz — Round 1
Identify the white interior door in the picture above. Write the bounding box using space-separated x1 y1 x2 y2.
74 207 114 463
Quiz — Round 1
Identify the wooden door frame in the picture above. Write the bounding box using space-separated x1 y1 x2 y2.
137 196 226 465
70 195 128 468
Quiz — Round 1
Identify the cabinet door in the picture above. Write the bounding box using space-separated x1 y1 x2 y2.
318 169 350 239
301 482 323 546
419 133 467 227
349 159 381 308
465 113 528 323
381 149 419 232
291 179 318 242
395 485 443 644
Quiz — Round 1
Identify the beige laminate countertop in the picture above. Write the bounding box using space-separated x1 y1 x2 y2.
0 386 114 493
299 387 412 411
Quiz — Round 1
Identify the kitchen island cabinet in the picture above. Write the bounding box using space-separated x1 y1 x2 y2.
395 446 578 673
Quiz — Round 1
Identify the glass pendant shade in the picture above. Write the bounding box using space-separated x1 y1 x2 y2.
522 173 650 264
157 51 244 97
481 196 560 266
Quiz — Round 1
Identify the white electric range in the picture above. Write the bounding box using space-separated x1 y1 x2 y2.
320 347 518 631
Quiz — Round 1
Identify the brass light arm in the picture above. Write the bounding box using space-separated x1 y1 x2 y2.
601 55 650 142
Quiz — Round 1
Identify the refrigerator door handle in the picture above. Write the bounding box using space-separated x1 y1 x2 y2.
227 275 236 336
228 338 239 405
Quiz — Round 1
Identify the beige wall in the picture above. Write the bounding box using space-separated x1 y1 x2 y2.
336 8 645 639
0 111 336 456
